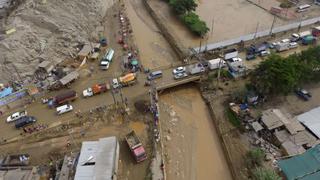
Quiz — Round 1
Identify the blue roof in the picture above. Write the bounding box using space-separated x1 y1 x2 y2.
278 144 320 180
0 87 13 98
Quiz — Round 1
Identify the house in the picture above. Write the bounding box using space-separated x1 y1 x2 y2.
78 43 101 61
278 144 320 180
262 109 319 156
74 136 119 180
297 106 320 139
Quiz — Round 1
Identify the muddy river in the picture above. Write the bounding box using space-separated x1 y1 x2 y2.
124 0 178 70
160 86 232 180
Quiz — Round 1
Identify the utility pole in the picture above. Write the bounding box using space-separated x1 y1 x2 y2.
216 58 223 88
269 16 276 35
253 22 260 40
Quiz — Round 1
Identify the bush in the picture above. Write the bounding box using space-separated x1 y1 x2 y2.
246 148 265 168
169 0 197 15
225 108 241 127
252 167 281 180
280 2 292 8
180 12 209 37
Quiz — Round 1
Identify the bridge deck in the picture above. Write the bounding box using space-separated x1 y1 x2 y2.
156 75 201 91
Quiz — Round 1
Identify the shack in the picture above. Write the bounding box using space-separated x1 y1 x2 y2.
59 71 79 86
297 106 320 139
38 61 54 74
78 43 101 61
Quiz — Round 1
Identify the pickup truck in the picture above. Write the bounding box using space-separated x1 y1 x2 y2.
125 130 147 163
7 110 27 123
83 83 110 97
295 89 312 101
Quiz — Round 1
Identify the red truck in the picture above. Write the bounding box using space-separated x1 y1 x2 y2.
82 83 110 97
125 131 147 163
48 90 77 108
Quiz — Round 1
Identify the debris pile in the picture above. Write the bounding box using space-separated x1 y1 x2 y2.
0 0 114 83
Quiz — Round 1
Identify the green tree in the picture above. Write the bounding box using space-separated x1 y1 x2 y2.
251 54 300 94
252 167 281 180
169 0 197 14
246 148 265 168
181 12 209 36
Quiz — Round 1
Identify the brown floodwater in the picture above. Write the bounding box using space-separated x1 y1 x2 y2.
160 87 232 180
124 0 179 69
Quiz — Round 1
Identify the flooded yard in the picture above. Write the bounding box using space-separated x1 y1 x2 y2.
159 86 232 180
149 0 286 48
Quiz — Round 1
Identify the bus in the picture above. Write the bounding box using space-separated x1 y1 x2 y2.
296 4 311 12
103 49 115 62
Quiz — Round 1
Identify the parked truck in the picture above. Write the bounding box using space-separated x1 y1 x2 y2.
125 131 147 163
208 58 226 70
48 90 77 108
275 42 290 52
83 83 111 97
224 48 238 60
112 73 137 89
302 35 316 45
187 63 205 75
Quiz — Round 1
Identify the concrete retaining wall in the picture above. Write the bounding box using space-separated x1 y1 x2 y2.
143 0 190 60
202 94 239 180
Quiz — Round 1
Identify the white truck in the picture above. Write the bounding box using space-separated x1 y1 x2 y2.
7 110 27 123
275 42 290 52
187 63 205 75
224 48 238 60
208 58 226 70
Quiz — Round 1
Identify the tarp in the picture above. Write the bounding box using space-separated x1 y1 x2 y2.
131 60 138 66
0 87 13 98
278 144 320 180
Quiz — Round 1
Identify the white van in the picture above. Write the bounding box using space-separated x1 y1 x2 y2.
297 4 311 12
56 104 73 115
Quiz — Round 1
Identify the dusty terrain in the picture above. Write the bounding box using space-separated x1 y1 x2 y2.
0 106 152 180
0 0 113 83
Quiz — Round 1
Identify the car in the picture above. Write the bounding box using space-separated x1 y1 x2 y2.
15 116 37 129
281 39 290 43
147 70 163 80
289 42 298 49
112 78 120 89
172 67 186 74
100 61 110 70
246 54 256 60
259 50 270 57
230 57 242 62
56 104 73 115
7 110 27 123
290 34 300 42
174 72 188 80
270 42 280 49
295 89 312 101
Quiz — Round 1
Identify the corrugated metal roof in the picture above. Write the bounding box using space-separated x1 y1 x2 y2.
278 144 320 180
74 136 119 180
297 106 320 139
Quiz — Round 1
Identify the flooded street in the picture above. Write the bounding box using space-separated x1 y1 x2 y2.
160 86 232 180
124 0 179 70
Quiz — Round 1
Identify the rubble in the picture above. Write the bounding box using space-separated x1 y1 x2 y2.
0 0 115 83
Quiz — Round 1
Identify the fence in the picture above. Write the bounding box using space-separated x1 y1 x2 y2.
193 16 320 53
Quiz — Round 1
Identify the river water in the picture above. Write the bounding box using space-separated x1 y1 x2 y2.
160 87 232 180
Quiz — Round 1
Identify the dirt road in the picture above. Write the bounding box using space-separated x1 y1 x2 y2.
159 86 232 180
